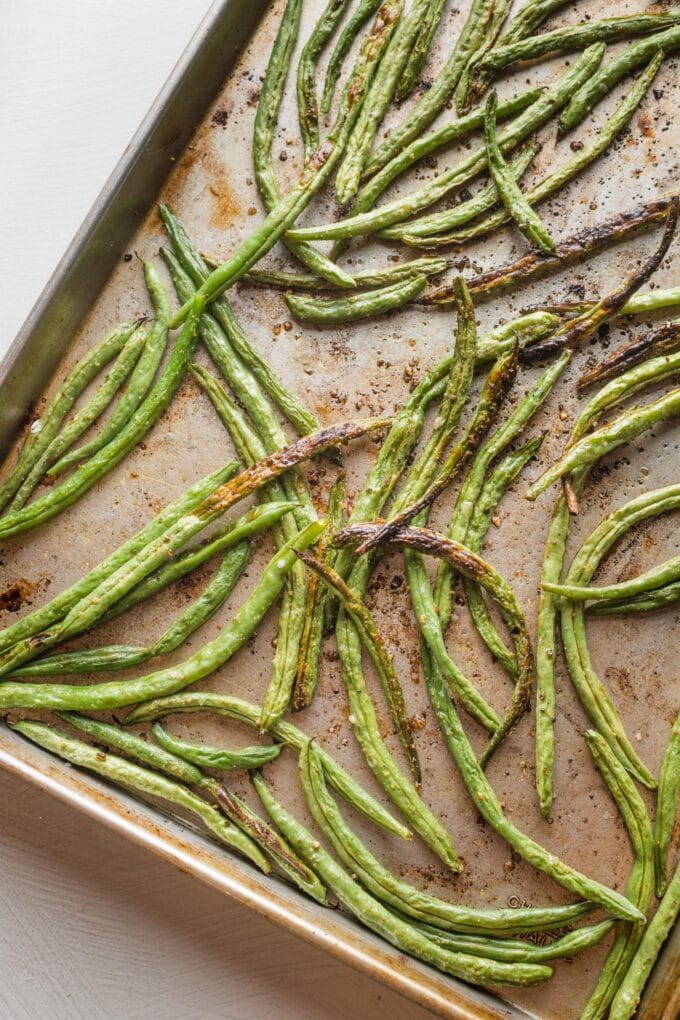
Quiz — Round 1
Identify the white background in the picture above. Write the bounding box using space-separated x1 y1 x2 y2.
0 3 432 1016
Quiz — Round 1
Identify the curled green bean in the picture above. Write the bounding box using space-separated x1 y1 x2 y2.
545 555 680 604
124 690 411 840
527 388 680 500
152 722 281 771
285 274 427 324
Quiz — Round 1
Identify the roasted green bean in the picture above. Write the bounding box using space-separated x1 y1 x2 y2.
152 722 281 771
395 0 447 101
244 255 448 291
321 0 384 114
297 0 351 157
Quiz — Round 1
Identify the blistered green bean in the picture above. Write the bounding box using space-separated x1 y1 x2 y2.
654 712 680 897
244 255 448 290
297 0 351 157
321 0 384 114
395 0 447 101
152 722 281 771
545 555 680 604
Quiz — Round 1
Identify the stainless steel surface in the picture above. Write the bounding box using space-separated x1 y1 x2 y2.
0 1 678 1017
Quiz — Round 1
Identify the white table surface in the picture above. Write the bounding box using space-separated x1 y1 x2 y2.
0 3 434 1017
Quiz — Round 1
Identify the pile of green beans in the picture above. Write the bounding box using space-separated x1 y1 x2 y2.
4 0 680 1006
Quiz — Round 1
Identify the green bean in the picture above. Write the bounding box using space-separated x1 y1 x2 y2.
124 690 412 839
0 290 200 542
349 88 543 229
414 918 615 963
12 719 269 871
0 320 137 514
472 13 679 81
528 388 680 500
321 0 384 114
288 45 604 241
160 208 322 442
302 739 596 936
535 347 680 817
42 322 148 478
558 488 680 789
56 710 322 898
361 0 498 180
545 555 680 604
463 437 544 675
256 764 554 987
426 197 675 305
49 264 171 476
654 712 680 897
152 722 281 771
580 729 655 1020
8 541 249 677
293 474 345 710
395 0 447 101
298 550 419 781
297 0 351 158
0 521 324 712
382 141 539 244
0 461 242 658
439 51 665 251
415 638 644 922
0 461 241 676
170 0 402 329
254 0 353 287
559 24 680 136
485 91 554 253
610 860 680 1020
285 274 427 324
466 0 574 106
588 580 680 616
244 255 448 290
454 0 512 113
335 0 427 205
